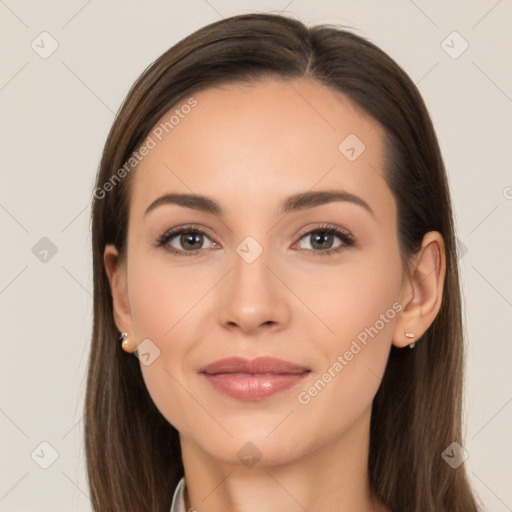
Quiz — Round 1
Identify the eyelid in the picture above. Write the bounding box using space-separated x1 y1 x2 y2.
295 222 353 239
158 223 217 241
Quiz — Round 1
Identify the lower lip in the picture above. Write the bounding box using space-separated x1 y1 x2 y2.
202 372 310 400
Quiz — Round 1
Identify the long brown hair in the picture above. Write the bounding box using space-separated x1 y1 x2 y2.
86 12 479 511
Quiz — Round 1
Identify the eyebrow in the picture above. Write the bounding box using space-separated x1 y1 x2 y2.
144 190 374 217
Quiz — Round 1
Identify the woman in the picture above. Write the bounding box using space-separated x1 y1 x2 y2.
85 12 480 511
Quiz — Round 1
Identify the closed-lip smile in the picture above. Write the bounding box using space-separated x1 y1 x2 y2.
198 357 311 401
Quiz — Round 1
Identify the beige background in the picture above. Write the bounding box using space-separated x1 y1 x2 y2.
1 1 511 510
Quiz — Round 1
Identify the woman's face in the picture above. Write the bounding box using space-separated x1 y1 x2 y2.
112 78 410 465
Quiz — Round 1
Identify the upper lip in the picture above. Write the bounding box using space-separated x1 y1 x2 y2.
199 357 310 375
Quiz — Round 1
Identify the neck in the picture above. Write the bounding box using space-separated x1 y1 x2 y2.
179 409 389 512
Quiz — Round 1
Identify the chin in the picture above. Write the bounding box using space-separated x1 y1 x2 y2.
188 420 316 468
206 438 303 468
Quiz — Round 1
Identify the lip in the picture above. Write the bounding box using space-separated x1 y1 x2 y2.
199 357 311 401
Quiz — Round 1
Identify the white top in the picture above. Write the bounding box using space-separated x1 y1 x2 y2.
170 476 186 512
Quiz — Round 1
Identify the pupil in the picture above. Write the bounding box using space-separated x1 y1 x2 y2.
312 231 332 250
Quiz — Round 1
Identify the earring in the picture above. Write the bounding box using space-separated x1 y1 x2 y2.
119 332 129 350
405 331 415 349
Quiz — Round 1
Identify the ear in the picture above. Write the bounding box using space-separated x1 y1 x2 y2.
392 231 446 348
104 244 135 352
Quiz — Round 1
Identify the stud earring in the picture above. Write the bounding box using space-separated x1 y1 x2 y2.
119 332 129 350
405 331 415 349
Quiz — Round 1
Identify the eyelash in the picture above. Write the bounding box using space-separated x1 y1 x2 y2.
153 223 355 257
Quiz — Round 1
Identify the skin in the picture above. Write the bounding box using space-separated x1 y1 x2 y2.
104 78 446 512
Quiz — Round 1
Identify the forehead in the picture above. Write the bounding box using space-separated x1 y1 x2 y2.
130 78 393 220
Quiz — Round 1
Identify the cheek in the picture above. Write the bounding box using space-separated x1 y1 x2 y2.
292 290 398 450
126 248 213 340
293 247 402 410
126 250 214 432
294 246 402 352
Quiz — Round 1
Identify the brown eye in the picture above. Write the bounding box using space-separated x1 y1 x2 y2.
308 231 337 251
156 227 217 255
176 232 205 251
296 226 354 254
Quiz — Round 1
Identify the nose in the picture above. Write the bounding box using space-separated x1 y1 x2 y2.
217 246 291 335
